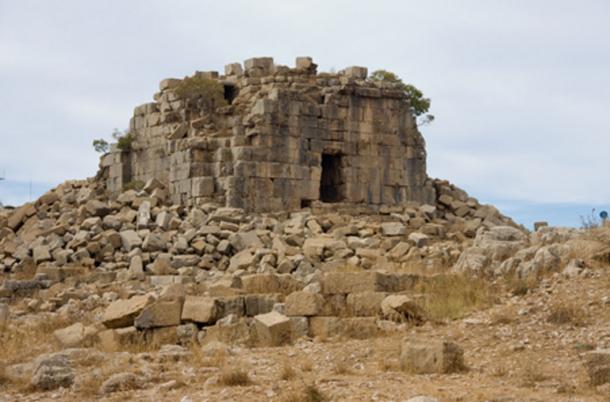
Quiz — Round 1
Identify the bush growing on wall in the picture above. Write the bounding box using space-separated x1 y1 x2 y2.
174 76 227 111
369 70 435 126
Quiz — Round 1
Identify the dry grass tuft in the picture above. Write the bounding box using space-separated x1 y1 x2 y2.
378 357 397 372
547 299 586 326
301 359 314 372
332 361 352 375
218 367 252 387
520 358 549 387
0 314 69 365
505 274 539 296
416 274 496 321
280 362 297 381
490 306 518 325
281 384 326 402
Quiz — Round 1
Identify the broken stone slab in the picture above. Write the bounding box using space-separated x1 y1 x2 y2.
134 299 183 329
346 291 387 317
400 339 465 374
229 249 256 271
8 203 36 231
229 230 263 251
33 245 51 264
31 353 75 390
584 349 610 386
253 311 292 346
408 232 429 247
285 291 324 316
181 296 220 324
102 294 155 329
120 229 142 252
381 295 426 323
381 222 406 236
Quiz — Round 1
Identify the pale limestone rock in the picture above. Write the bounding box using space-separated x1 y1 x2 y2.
254 311 292 346
400 339 465 374
181 296 220 324
285 291 324 316
134 299 183 329
102 294 154 328
381 222 406 236
120 229 142 251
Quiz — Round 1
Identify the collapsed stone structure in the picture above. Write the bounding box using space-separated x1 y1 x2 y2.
99 57 435 212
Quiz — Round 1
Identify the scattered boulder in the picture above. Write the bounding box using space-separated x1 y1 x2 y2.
102 294 155 328
100 372 145 394
254 311 292 346
400 339 465 374
31 353 75 390
584 349 610 386
381 295 426 323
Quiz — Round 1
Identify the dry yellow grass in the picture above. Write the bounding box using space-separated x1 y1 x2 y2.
280 362 297 381
416 274 496 321
331 361 352 375
281 384 326 402
218 367 252 387
547 299 586 326
520 357 549 388
301 359 314 372
490 305 518 325
0 314 69 365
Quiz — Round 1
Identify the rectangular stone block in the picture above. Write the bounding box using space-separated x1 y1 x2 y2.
346 291 387 316
254 311 292 346
181 296 220 324
285 291 324 317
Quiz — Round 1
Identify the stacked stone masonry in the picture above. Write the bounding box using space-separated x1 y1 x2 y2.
99 57 435 212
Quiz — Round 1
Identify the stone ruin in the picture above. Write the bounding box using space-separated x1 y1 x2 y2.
99 57 435 212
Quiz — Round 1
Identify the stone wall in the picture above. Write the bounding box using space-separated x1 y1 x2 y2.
99 57 435 212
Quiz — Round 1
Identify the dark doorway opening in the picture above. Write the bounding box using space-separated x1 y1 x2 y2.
223 84 237 104
320 153 344 203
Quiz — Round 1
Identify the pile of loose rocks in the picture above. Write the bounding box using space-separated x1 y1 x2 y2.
0 176 526 350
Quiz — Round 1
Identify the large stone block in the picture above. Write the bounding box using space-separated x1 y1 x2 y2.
181 296 220 324
254 311 292 346
346 291 387 316
584 349 610 386
135 299 183 329
285 291 324 316
240 273 301 295
102 295 155 329
321 271 392 294
244 294 281 316
400 339 465 374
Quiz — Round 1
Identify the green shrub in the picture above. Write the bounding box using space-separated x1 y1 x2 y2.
369 69 434 125
174 76 227 111
92 139 109 154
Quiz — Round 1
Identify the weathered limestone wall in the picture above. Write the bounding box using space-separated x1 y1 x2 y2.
99 57 435 212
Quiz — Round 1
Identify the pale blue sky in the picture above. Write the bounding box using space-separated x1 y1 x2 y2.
1 0 609 228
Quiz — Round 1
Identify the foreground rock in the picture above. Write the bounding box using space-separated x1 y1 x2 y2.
400 339 465 374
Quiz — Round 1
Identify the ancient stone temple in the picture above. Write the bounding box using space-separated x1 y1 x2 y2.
99 57 435 212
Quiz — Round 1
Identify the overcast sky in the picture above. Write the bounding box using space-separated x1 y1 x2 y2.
1 0 609 227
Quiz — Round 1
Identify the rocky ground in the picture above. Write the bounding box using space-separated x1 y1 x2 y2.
1 179 610 401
